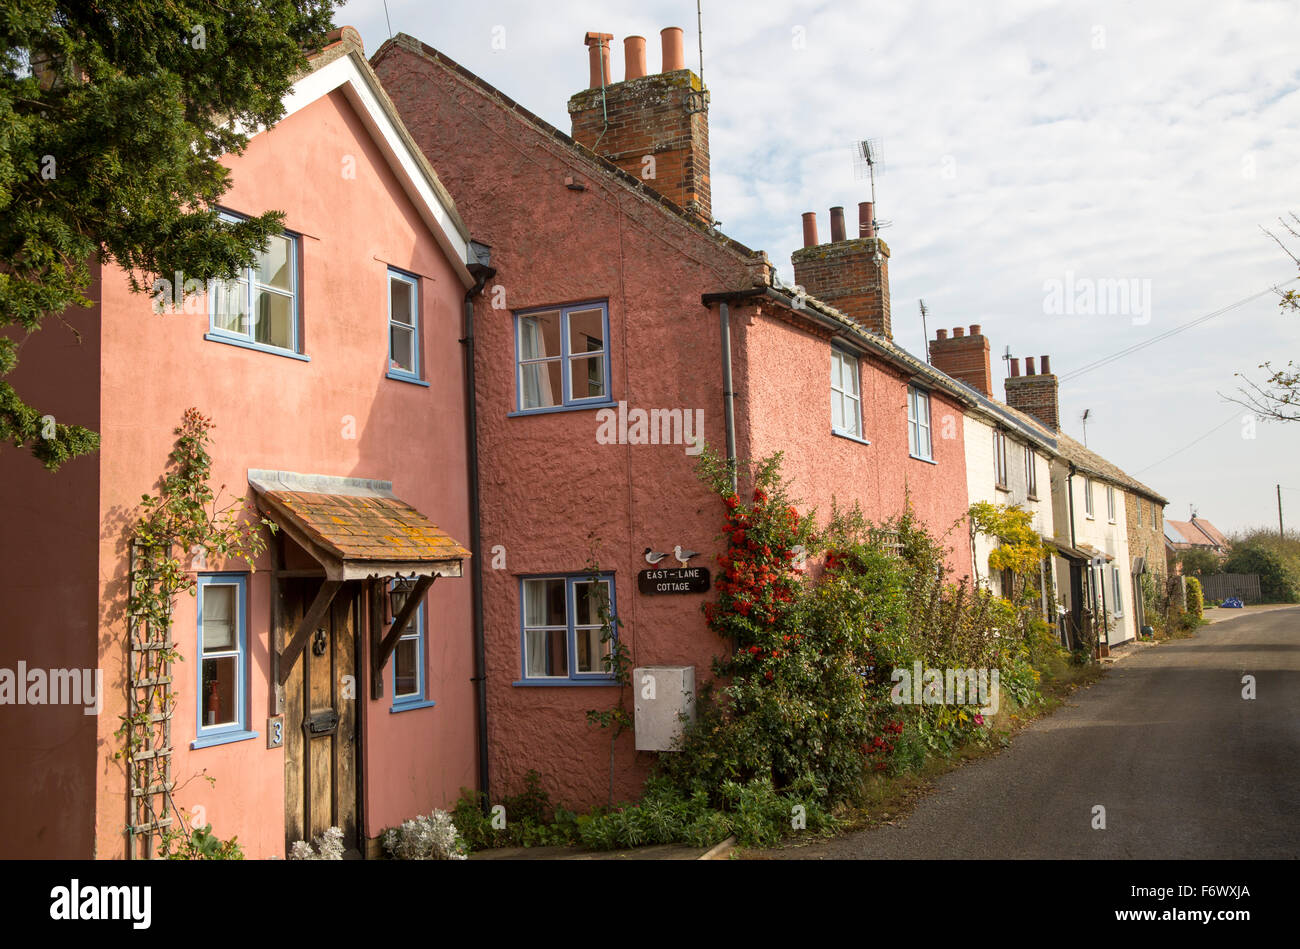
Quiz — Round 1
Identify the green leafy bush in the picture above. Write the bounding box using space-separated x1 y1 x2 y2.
1224 538 1300 603
161 823 243 860
1186 576 1204 618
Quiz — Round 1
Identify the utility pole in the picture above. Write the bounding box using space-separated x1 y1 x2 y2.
1279 484 1284 538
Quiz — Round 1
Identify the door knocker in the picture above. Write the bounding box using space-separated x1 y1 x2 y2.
311 628 328 656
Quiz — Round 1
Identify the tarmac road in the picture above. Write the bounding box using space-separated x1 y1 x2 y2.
765 606 1300 859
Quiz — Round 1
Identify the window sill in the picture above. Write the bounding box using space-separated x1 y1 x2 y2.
390 698 437 713
204 333 309 362
191 728 259 750
909 453 937 466
508 399 616 418
512 678 619 687
1085 515 1096 521
995 484 1011 493
386 370 430 387
831 429 871 446
1027 494 1040 502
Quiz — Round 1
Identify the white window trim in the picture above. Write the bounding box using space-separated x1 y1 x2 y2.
830 347 864 440
907 386 933 461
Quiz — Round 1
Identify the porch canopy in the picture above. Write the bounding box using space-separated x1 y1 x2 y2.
248 470 469 691
249 469 469 581
1042 535 1093 563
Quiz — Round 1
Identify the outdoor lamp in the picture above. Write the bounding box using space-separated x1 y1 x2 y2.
389 577 417 618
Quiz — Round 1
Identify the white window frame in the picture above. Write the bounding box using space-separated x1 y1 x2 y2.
993 429 1008 488
207 211 300 355
1084 477 1095 518
1107 485 1116 523
907 386 932 461
830 347 864 440
387 268 421 382
1025 445 1037 497
1112 565 1124 615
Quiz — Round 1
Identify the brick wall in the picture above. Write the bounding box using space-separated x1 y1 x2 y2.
569 69 711 223
930 325 992 396
1004 370 1060 430
791 237 892 337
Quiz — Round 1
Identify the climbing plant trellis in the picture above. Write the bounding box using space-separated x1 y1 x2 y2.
117 408 272 858
124 541 179 859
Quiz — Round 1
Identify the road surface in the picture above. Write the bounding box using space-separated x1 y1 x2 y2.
765 607 1300 859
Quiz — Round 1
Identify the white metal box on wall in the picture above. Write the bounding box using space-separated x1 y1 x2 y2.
633 665 695 751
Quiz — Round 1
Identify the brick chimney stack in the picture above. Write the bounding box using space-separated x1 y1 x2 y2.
929 324 993 396
569 27 712 224
1004 353 1060 430
790 201 892 337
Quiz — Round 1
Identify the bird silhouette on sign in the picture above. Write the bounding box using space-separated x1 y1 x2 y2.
673 545 699 567
644 548 669 565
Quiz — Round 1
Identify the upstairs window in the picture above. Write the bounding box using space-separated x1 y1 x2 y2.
1025 446 1038 497
1084 477 1095 518
515 302 612 412
907 386 932 461
993 429 1008 488
208 213 300 355
388 269 422 383
1107 485 1116 522
1137 497 1143 526
831 348 863 440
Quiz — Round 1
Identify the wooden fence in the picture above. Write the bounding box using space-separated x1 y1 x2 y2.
1199 573 1263 604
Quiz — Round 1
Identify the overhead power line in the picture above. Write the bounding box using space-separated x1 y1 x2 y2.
1132 412 1241 476
1060 280 1299 383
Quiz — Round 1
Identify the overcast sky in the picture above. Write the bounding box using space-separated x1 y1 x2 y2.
340 0 1300 534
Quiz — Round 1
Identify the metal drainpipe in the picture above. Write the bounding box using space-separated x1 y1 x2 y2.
719 301 737 491
462 246 495 810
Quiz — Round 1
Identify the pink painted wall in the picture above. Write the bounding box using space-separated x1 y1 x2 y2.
741 309 973 575
375 42 974 810
0 281 101 858
64 87 475 858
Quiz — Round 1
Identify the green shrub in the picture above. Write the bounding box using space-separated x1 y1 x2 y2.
161 823 243 860
1224 540 1300 603
1186 577 1204 618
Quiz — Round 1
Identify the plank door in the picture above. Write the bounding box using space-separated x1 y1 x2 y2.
284 578 360 856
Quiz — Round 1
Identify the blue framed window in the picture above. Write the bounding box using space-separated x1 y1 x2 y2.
514 301 613 412
517 574 617 684
831 347 864 440
193 574 257 748
389 580 435 712
907 385 932 461
207 212 302 357
387 269 423 383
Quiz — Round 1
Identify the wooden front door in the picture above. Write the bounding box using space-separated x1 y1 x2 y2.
283 578 360 856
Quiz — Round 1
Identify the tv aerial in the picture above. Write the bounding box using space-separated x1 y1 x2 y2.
851 138 892 232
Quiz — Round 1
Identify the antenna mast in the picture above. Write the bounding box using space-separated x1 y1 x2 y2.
1081 409 1091 446
697 0 704 85
919 300 930 362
